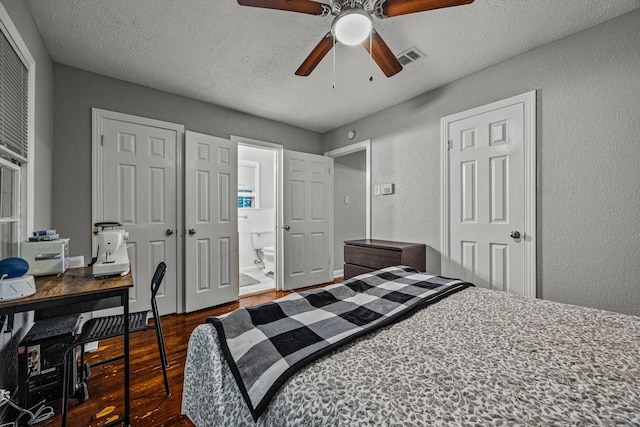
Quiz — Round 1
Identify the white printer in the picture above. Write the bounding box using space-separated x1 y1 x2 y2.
20 238 70 276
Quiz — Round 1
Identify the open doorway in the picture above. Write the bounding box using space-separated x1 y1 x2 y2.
237 143 278 296
325 140 371 278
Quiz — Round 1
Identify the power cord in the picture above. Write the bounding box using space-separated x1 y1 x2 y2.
0 389 54 426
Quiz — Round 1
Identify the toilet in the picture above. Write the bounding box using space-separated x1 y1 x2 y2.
250 230 275 275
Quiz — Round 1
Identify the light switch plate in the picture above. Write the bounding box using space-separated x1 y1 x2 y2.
381 183 394 195
374 185 381 196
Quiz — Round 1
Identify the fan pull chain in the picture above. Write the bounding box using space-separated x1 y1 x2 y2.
332 33 336 89
369 27 373 82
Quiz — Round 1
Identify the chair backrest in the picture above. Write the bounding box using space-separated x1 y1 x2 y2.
150 262 167 299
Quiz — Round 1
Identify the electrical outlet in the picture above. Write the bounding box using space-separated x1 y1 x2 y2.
344 196 350 204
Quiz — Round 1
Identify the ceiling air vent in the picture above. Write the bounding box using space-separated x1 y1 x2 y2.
396 47 426 66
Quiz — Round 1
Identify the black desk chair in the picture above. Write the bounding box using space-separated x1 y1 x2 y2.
61 262 170 425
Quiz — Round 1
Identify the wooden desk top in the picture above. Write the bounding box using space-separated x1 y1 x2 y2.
0 267 133 313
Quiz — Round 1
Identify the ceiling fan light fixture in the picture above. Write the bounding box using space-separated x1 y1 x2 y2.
332 9 372 46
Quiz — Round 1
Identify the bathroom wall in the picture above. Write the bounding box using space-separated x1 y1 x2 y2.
238 210 276 271
238 145 276 271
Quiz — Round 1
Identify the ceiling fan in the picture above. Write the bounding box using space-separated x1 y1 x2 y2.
237 0 474 78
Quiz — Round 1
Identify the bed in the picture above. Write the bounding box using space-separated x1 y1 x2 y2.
181 266 640 426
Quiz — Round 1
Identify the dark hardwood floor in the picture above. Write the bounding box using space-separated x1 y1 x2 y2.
37 282 337 426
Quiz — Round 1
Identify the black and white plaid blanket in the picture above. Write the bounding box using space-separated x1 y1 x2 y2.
208 265 473 421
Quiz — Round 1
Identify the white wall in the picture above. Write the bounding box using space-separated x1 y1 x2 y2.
323 10 640 316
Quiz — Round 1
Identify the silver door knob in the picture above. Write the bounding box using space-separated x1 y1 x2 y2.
188 228 196 236
510 230 521 239
283 225 290 231
165 228 174 236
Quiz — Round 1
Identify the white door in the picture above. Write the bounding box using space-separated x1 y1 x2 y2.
184 131 238 312
283 150 333 290
96 112 181 315
442 92 536 297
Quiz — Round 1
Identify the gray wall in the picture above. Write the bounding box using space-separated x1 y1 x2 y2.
323 10 640 316
334 151 366 273
52 64 323 262
0 0 53 394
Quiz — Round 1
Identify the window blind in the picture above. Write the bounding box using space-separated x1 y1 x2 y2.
0 28 28 161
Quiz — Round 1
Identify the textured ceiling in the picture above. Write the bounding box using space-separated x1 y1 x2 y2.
25 0 640 133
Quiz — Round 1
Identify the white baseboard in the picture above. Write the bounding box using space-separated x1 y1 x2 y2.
333 269 344 279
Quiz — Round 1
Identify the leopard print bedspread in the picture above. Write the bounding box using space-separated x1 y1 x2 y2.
181 287 640 426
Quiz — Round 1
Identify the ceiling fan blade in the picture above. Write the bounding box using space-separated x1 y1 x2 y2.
237 0 330 16
295 33 335 76
363 29 403 77
378 0 474 18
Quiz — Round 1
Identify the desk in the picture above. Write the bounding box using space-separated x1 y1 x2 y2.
0 267 133 427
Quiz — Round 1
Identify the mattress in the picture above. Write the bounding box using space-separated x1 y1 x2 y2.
181 286 640 426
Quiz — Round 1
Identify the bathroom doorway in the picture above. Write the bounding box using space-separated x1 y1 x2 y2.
236 141 278 296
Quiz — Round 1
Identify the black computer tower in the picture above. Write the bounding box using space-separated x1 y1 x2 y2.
17 314 80 408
